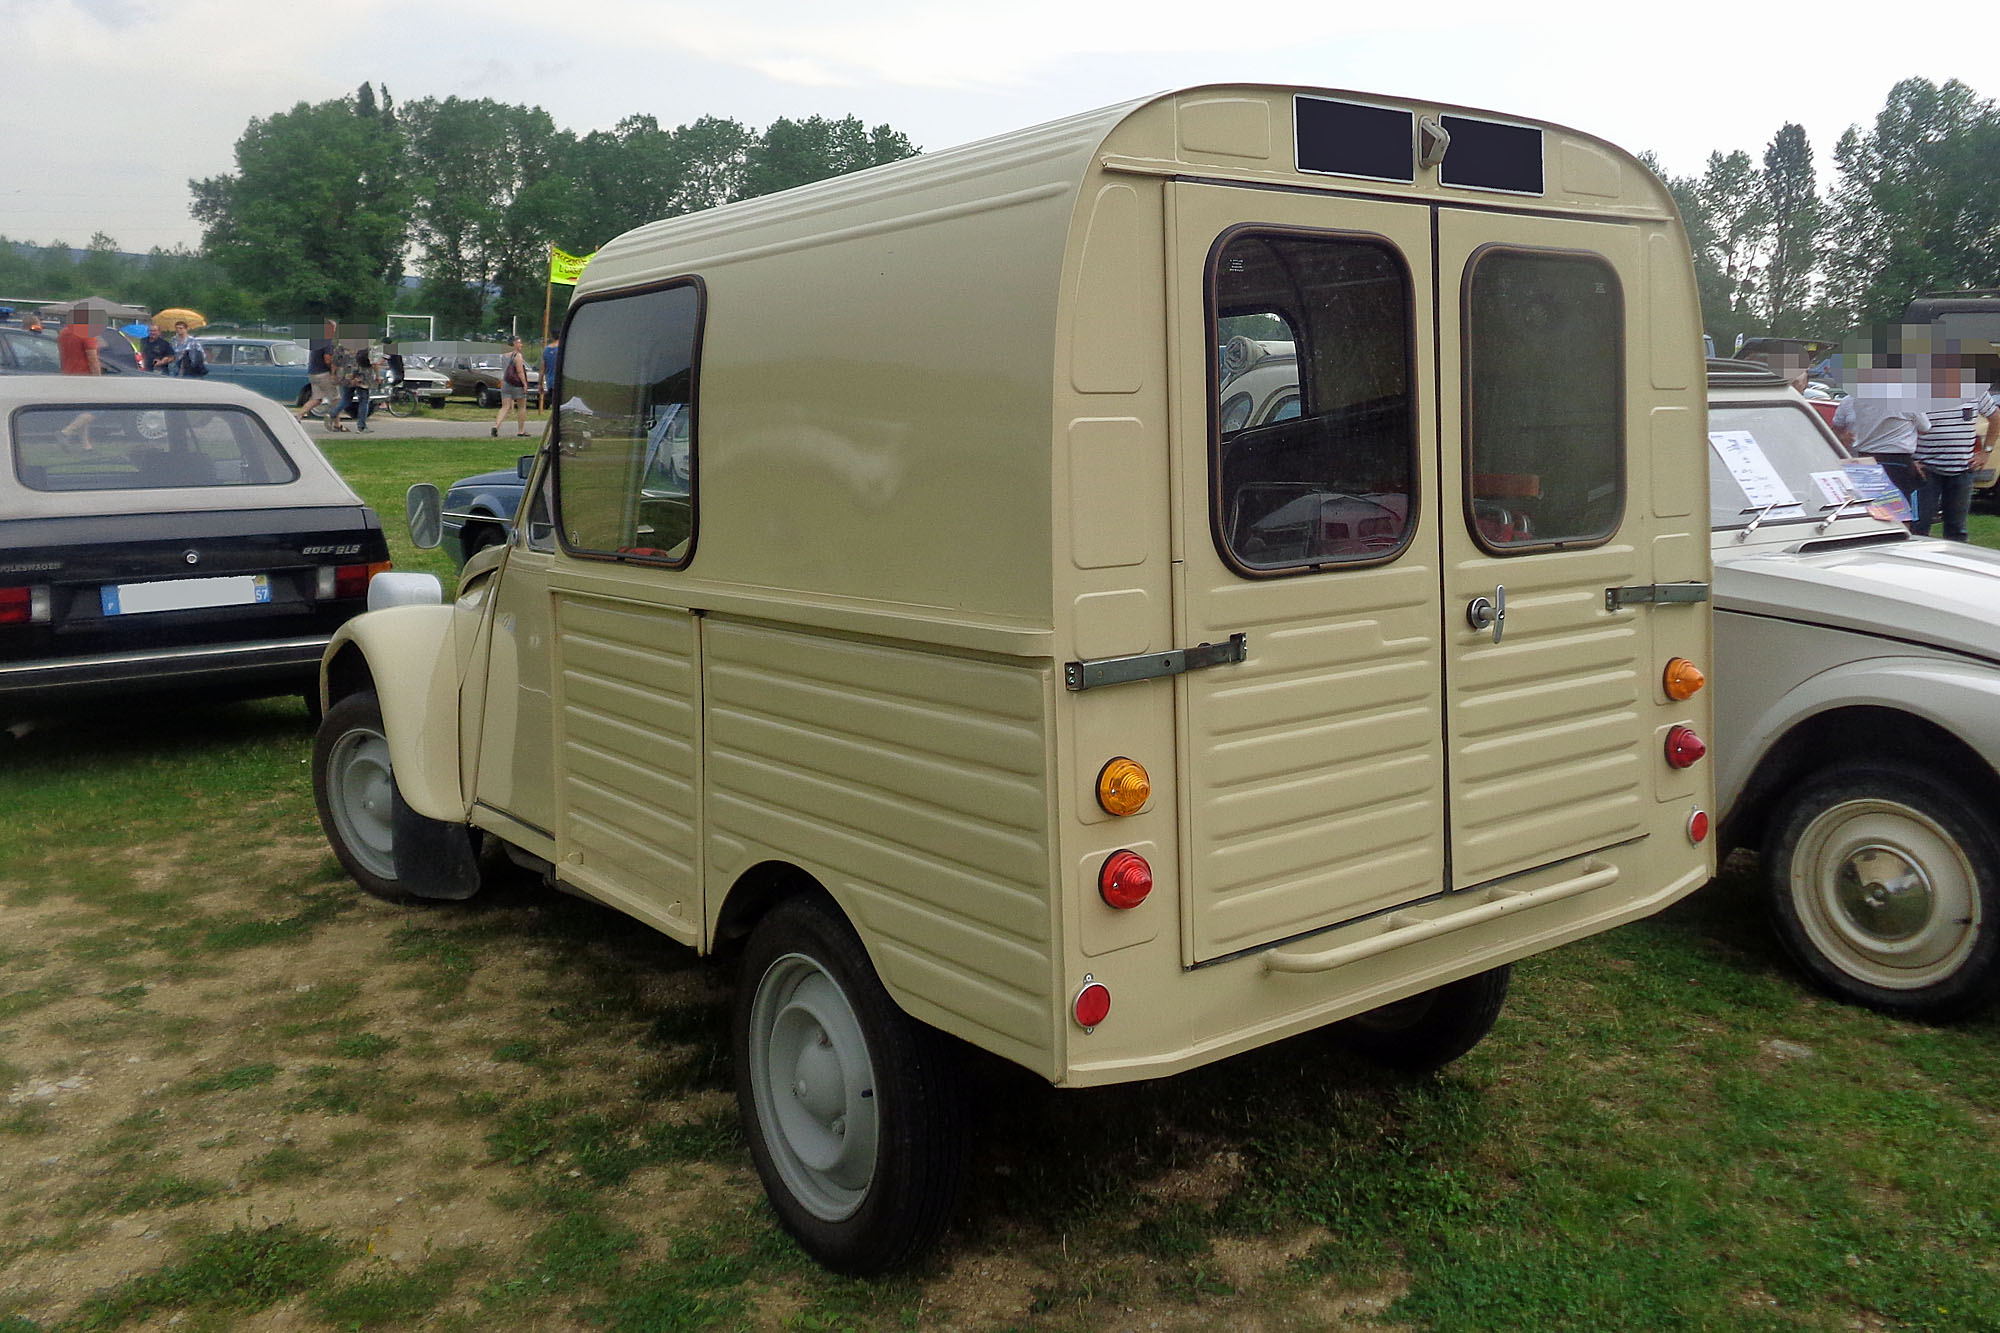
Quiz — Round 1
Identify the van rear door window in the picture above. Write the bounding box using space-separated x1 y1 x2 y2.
1209 230 1416 573
552 282 701 566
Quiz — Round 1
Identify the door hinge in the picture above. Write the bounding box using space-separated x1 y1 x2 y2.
1064 633 1248 692
1606 582 1710 612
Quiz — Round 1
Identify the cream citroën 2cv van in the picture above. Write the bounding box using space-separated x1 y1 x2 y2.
313 85 1715 1274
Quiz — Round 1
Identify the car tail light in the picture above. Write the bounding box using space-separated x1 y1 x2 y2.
321 562 392 600
1095 757 1150 816
1097 850 1153 910
1663 658 1706 701
1665 725 1707 769
0 586 50 625
1073 977 1111 1030
1687 809 1711 844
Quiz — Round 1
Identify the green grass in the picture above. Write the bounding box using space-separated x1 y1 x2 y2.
4 445 2000 1328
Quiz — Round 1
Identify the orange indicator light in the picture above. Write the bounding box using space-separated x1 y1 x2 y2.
1096 757 1151 817
1663 658 1706 701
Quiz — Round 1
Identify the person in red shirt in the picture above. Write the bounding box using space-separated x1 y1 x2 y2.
57 317 103 375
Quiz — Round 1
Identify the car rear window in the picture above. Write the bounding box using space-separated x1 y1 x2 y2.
11 405 301 491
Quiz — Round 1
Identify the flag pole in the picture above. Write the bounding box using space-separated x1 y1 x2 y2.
541 243 554 409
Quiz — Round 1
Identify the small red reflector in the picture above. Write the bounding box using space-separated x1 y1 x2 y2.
0 587 29 625
1665 725 1706 769
1073 980 1111 1029
1688 809 1711 844
1097 850 1153 910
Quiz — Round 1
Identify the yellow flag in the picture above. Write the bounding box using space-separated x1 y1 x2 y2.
549 245 595 285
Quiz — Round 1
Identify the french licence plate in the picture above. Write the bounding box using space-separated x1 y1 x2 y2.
101 574 271 616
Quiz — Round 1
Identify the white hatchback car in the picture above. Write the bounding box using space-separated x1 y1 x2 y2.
1708 359 2000 1019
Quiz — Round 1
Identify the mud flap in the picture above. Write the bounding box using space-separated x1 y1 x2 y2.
390 787 481 900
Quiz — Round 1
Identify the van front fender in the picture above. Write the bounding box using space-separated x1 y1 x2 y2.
321 605 466 824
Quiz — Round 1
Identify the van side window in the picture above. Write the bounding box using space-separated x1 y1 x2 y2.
551 281 701 566
1464 250 1623 550
1209 230 1415 573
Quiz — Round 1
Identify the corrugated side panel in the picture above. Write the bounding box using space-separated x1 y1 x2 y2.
555 595 700 925
1183 563 1446 961
703 620 1057 1075
1447 546 1647 888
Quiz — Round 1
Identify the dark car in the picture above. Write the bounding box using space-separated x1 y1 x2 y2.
439 352 541 407
0 326 134 375
0 378 392 715
442 457 532 565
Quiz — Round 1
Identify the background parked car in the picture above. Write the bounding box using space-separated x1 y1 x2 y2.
0 377 391 717
441 457 532 565
196 336 312 406
439 352 541 406
1707 357 2000 1020
0 327 133 375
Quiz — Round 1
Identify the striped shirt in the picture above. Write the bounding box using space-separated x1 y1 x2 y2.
1918 390 1998 473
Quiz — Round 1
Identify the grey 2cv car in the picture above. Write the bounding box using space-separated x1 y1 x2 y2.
1708 358 2000 1019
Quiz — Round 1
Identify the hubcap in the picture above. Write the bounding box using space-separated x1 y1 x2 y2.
328 726 395 881
1793 798 1979 990
749 953 879 1222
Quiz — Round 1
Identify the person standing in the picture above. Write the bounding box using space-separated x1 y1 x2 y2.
1832 344 1931 507
493 336 530 436
141 327 176 373
345 348 378 432
57 315 102 375
299 323 339 425
1912 350 1998 542
540 333 559 410
324 339 356 432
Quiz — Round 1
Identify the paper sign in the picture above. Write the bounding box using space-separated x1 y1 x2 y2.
1807 470 1854 507
1708 431 1803 516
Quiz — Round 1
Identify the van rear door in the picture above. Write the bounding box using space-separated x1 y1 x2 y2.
1172 185 1658 962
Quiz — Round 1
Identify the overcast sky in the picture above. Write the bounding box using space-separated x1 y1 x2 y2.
1 0 1986 255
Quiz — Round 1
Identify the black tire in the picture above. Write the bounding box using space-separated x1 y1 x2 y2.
1763 762 2000 1020
294 386 312 408
1332 965 1511 1074
733 895 965 1274
460 523 507 562
383 388 412 418
312 690 480 905
476 386 498 409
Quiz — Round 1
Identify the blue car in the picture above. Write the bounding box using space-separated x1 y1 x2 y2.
442 458 531 566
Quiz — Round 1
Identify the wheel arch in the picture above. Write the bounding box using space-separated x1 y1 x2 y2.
318 605 467 823
1726 703 2000 851
712 860 839 961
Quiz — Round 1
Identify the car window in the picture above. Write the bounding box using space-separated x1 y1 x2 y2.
1209 229 1415 572
1707 400 1870 530
236 344 273 367
3 331 61 372
552 282 701 565
1464 248 1623 550
268 342 307 366
11 406 301 491
202 342 235 366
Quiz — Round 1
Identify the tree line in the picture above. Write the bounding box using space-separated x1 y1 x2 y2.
1657 76 2000 345
7 76 1996 344
0 82 917 338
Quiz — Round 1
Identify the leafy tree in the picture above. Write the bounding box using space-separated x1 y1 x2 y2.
190 83 409 323
740 115 918 200
1644 152 1733 345
1824 77 2000 327
1760 123 1820 333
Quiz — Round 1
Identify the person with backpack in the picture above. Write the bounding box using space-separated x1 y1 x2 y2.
171 321 207 377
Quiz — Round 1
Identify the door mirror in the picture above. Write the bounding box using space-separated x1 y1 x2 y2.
406 482 443 549
517 453 533 479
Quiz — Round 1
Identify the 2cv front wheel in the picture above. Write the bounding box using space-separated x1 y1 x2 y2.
733 895 965 1275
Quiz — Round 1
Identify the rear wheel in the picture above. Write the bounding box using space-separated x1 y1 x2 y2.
1764 762 2000 1020
477 386 498 408
1332 965 1511 1074
383 387 412 418
734 895 964 1274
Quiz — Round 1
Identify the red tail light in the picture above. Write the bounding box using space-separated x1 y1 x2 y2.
1097 850 1153 910
1665 725 1706 769
327 562 392 600
0 586 49 625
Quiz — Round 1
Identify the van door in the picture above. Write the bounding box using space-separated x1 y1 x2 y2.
1434 211 1651 889
1170 183 1447 964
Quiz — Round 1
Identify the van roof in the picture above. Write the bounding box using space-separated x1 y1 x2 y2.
579 84 1678 297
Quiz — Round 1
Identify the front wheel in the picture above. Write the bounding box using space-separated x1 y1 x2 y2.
1331 965 1511 1074
312 690 481 904
1763 762 2000 1020
383 388 413 418
476 386 498 408
734 895 965 1274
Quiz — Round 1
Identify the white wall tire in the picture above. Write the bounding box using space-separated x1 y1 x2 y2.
1765 763 2000 1020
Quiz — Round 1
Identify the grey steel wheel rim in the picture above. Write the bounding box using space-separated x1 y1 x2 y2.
1791 797 1979 990
748 952 879 1223
327 724 396 882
